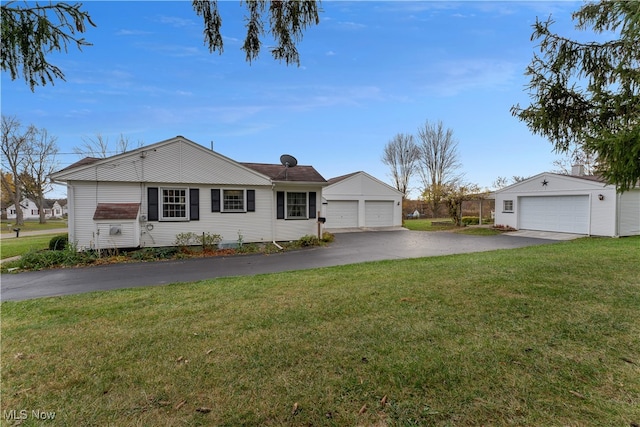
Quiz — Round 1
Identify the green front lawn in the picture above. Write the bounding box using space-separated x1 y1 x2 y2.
0 234 63 260
2 237 639 426
403 218 458 231
1 220 67 234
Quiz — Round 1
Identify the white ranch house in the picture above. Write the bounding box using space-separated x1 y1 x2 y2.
50 136 328 251
494 167 640 237
6 199 66 220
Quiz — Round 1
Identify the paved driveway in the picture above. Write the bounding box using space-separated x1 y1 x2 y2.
1 229 562 301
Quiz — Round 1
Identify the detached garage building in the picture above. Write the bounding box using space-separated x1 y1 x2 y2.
323 171 403 230
494 169 640 237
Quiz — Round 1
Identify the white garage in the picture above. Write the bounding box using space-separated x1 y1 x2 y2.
494 170 640 237
365 201 395 227
323 171 403 230
326 200 358 228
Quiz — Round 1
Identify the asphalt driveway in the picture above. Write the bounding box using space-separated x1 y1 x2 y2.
0 229 562 301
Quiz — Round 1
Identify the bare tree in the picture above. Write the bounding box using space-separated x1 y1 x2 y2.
442 182 480 226
1 115 33 225
416 120 462 216
73 133 143 158
492 175 530 190
381 133 420 198
1 115 59 225
552 144 599 175
22 128 59 223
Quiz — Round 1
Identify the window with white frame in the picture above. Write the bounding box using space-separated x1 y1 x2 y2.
287 192 307 218
162 188 188 220
223 189 244 212
503 200 514 212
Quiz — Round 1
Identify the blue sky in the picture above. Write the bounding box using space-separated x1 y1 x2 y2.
2 1 585 198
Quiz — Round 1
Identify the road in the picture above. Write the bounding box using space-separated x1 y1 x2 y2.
0 229 563 301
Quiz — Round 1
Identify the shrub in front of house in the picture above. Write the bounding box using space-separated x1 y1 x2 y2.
198 232 222 250
17 246 94 270
296 235 321 247
461 216 480 226
321 231 335 242
48 234 69 251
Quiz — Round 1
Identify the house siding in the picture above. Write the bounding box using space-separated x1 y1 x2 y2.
273 185 322 241
68 181 287 249
618 190 640 236
69 182 143 250
139 184 276 247
54 138 271 186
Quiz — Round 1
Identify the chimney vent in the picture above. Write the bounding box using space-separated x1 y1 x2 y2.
571 164 585 176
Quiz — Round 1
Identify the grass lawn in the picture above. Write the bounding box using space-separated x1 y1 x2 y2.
403 218 458 231
0 234 65 260
1 237 639 426
1 220 67 234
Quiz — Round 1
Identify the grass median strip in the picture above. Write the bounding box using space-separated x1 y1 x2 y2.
1 237 639 426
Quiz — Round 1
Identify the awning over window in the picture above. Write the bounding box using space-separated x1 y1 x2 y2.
93 203 140 220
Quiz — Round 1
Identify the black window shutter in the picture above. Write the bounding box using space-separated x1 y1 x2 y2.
309 192 316 218
211 189 220 212
147 187 159 221
190 188 199 220
277 191 285 219
247 190 255 212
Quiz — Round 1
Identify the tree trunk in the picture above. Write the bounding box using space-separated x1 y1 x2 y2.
13 188 24 226
37 193 47 224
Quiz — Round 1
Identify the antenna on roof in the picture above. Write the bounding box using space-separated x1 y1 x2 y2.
280 154 297 179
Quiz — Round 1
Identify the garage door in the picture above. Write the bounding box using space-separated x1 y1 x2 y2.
365 201 394 227
326 200 358 228
519 196 589 234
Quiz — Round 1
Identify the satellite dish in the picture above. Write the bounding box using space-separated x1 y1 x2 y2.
280 154 297 180
280 154 298 168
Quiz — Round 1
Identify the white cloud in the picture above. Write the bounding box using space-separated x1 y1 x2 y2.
422 59 520 97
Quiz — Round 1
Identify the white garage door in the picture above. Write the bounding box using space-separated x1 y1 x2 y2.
326 200 358 228
365 201 394 227
519 196 589 234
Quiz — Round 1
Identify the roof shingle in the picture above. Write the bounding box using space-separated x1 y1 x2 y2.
93 203 140 220
241 163 327 183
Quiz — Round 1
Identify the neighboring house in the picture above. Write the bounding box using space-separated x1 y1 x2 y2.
493 166 640 237
50 201 64 218
322 171 403 229
6 198 45 220
50 136 327 251
6 198 68 220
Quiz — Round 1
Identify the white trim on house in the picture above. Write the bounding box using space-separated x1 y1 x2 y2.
494 172 640 237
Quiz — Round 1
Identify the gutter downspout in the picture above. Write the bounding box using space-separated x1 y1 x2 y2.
271 183 283 250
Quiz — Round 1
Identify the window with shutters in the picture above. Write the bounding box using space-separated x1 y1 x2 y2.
212 189 255 213
287 192 307 218
277 191 316 219
223 189 244 212
161 188 188 220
